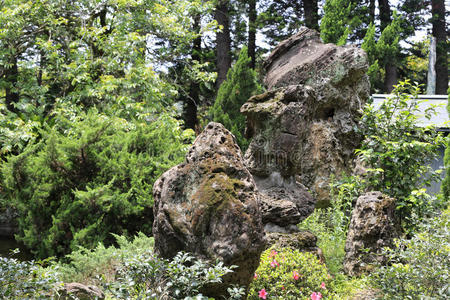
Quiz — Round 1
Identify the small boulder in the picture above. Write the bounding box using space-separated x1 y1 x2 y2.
152 122 266 297
255 172 316 231
60 283 104 300
265 231 325 263
343 191 399 276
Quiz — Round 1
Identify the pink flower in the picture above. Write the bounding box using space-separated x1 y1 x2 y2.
321 282 326 289
269 249 278 258
293 270 300 280
270 259 279 268
259 288 268 299
311 292 322 300
254 273 258 279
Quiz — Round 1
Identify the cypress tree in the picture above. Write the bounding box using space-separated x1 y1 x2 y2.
210 46 261 151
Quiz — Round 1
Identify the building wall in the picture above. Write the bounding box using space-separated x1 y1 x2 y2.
427 145 446 195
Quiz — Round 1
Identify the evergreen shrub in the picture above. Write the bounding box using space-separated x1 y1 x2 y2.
1 110 193 258
210 46 261 151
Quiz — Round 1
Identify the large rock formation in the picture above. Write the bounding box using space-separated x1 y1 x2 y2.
242 27 370 206
152 122 266 297
343 192 399 276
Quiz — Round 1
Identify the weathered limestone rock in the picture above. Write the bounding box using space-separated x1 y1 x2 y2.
242 27 369 206
61 283 104 300
256 172 316 229
343 192 399 276
0 207 18 237
265 231 325 263
153 122 266 297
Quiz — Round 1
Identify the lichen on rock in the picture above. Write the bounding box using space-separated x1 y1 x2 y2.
343 191 399 276
242 27 370 206
152 122 265 297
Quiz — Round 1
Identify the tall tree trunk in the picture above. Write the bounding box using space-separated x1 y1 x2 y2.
248 0 257 69
378 0 397 92
378 0 391 31
184 15 201 130
369 0 376 25
431 0 448 94
4 56 19 114
384 64 398 93
215 0 232 89
303 0 319 31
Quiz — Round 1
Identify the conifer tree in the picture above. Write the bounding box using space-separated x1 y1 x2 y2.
210 47 261 150
362 13 402 93
320 0 356 45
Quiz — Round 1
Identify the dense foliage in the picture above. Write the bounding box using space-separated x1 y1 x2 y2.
248 247 331 299
0 251 60 299
372 207 450 299
320 0 355 46
2 111 193 258
107 251 243 299
356 81 445 231
300 175 364 276
1 234 242 300
361 13 402 92
210 46 261 150
0 0 213 258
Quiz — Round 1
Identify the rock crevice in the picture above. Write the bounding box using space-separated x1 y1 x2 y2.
242 27 369 206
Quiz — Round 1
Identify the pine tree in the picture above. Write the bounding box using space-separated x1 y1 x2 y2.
320 0 356 45
210 47 261 150
362 12 402 93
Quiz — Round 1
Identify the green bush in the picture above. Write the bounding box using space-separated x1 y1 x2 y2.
57 233 243 299
248 247 331 299
1 110 193 258
357 80 445 231
372 207 450 299
57 232 155 285
105 251 241 299
210 46 261 151
298 175 364 275
0 251 61 299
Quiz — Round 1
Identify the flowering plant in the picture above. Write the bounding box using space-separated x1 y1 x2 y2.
248 247 331 299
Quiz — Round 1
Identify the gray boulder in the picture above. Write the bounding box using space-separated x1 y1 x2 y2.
256 172 316 229
343 191 399 276
242 27 370 206
265 231 325 264
60 282 104 300
152 122 266 297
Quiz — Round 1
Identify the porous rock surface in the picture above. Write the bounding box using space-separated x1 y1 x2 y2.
343 191 399 276
265 231 325 263
242 27 370 206
152 122 266 297
61 283 104 300
257 172 316 229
